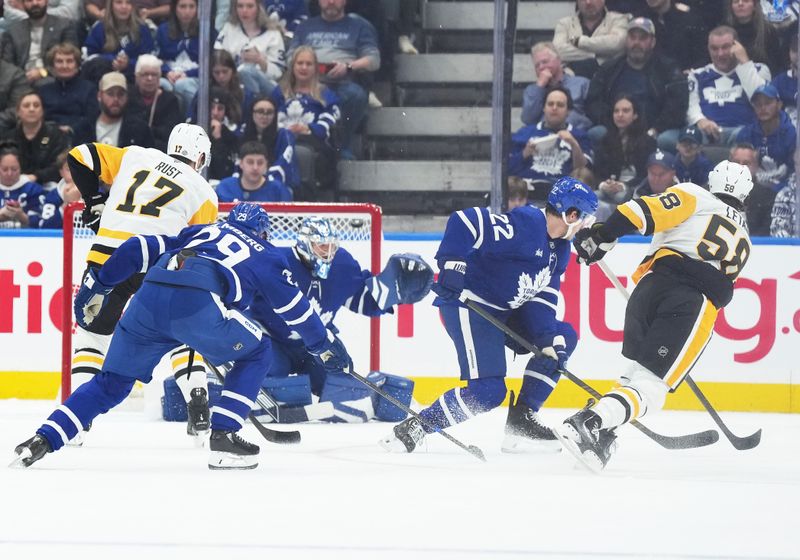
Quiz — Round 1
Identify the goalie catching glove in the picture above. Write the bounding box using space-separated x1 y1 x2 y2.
573 223 617 265
368 253 434 310
81 191 108 234
308 329 353 373
73 268 114 328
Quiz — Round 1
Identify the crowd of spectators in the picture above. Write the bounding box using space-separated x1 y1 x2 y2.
512 0 798 237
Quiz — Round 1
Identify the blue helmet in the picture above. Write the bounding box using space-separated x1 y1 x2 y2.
227 202 270 239
548 176 598 220
295 217 339 279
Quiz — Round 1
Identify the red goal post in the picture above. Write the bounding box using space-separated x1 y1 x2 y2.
62 201 383 401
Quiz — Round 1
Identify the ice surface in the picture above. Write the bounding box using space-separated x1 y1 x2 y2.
1 400 798 560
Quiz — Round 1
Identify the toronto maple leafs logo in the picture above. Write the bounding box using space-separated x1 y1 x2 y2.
507 267 551 309
531 142 571 176
278 98 316 128
703 75 743 107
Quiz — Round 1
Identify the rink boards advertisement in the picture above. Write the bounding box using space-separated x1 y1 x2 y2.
1 231 799 412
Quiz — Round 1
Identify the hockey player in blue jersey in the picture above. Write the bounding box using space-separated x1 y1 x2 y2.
11 203 351 470
247 217 433 423
380 177 598 454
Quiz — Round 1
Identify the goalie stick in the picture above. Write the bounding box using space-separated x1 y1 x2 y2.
596 260 761 451
462 297 720 450
345 369 487 463
209 363 301 445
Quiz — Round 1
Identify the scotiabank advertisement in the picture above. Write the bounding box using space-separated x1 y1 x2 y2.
1 233 799 409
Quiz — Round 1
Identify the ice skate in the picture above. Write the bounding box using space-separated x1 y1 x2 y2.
554 401 618 473
501 391 561 454
208 430 259 470
10 435 52 468
67 420 92 447
186 387 210 444
379 416 426 453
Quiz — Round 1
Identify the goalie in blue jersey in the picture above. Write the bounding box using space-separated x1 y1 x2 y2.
245 217 434 423
11 203 351 470
380 177 598 454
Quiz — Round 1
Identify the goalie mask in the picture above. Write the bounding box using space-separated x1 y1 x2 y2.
296 217 340 279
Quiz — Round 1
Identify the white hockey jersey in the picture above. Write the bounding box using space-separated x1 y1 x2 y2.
69 144 218 266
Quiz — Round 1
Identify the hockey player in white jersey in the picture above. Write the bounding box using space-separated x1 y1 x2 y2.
557 161 754 472
67 123 218 440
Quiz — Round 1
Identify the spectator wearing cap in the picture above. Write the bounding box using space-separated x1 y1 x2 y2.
508 86 593 203
207 86 240 181
735 83 796 191
126 53 181 152
674 126 713 185
585 17 688 151
73 71 154 148
687 25 771 146
633 149 678 197
521 41 591 129
593 93 656 220
729 141 774 236
642 0 708 72
0 0 79 87
770 36 797 126
552 0 629 79
216 140 293 203
36 43 98 138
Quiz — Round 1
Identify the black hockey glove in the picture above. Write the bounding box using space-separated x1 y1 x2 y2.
573 223 617 265
81 192 109 234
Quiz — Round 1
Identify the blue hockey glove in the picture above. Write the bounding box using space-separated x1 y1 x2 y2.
73 268 114 328
370 253 434 310
431 260 466 301
573 223 617 265
528 345 567 377
308 330 353 373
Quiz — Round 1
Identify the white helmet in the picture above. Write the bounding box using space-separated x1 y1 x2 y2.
167 123 211 172
708 160 753 204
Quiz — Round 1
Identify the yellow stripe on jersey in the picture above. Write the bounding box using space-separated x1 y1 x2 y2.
87 250 111 265
189 199 218 225
618 186 698 236
97 227 135 240
665 298 718 388
631 248 682 284
69 144 127 185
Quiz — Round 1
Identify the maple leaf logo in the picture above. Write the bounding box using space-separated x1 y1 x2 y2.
507 267 551 309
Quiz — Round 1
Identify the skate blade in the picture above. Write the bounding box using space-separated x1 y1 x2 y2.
9 449 32 468
191 431 209 448
378 434 411 454
501 434 562 454
552 425 603 474
208 451 258 470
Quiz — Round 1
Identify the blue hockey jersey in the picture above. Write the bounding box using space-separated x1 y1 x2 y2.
736 110 796 188
688 61 771 127
263 0 308 32
272 87 340 145
435 205 571 341
508 122 593 184
0 178 44 228
249 246 386 344
216 176 293 202
38 184 65 229
96 222 328 347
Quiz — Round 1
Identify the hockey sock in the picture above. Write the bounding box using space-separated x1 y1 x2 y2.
37 372 135 450
419 377 506 433
70 328 112 393
210 341 271 432
171 346 208 403
518 360 561 412
593 364 669 429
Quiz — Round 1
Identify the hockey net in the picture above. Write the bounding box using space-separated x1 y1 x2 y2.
62 201 383 401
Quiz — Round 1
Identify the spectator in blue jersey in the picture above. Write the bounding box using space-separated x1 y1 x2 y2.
290 0 381 160
509 87 592 204
1 91 70 184
687 26 771 146
674 127 714 186
247 217 431 424
206 87 241 181
724 0 783 73
729 141 775 235
216 140 292 202
642 0 708 72
37 43 98 138
0 146 44 228
585 17 688 152
736 84 796 192
82 0 156 83
273 45 340 199
263 0 308 35
593 94 656 220
633 149 678 198
157 0 212 113
380 178 598 455
521 42 591 129
215 0 286 97
38 151 81 229
770 172 797 237
770 36 797 126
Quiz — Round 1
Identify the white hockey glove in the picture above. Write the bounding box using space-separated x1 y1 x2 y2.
74 268 114 328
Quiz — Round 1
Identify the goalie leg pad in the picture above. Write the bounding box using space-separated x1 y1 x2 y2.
373 372 415 422
162 377 188 421
319 372 377 423
262 374 313 407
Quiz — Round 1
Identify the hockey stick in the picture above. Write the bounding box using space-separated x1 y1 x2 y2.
596 259 761 450
462 298 719 450
209 363 301 445
345 369 487 463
